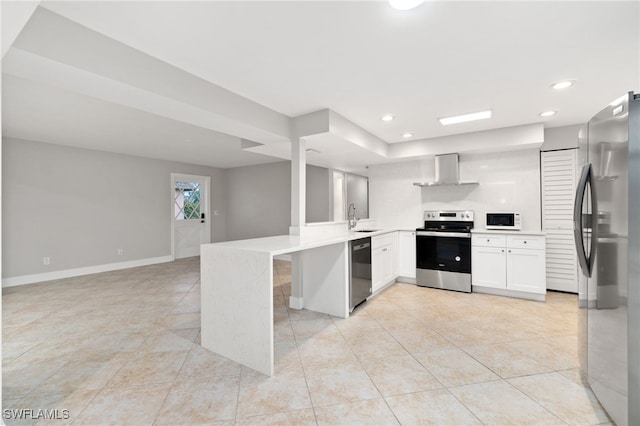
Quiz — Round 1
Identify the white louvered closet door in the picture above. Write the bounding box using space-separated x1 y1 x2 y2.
541 149 578 293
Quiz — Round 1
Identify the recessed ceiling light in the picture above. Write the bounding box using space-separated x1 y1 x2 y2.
382 114 395 122
540 110 557 117
389 0 424 11
439 110 492 126
402 132 413 138
552 80 574 90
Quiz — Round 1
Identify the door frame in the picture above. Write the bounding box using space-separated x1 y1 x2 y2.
170 173 211 260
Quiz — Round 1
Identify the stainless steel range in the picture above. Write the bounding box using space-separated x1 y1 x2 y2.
416 210 474 293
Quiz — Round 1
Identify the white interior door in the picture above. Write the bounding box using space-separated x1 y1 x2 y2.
171 173 211 259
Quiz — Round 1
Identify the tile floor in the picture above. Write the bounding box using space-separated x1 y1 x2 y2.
2 258 611 425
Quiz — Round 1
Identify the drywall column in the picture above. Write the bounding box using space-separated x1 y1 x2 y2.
290 136 306 234
289 136 306 309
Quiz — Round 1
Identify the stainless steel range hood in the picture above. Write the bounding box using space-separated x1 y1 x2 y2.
413 153 479 187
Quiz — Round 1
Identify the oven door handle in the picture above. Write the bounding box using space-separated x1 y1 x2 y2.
416 231 471 238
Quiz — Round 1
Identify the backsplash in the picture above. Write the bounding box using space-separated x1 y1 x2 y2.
368 148 542 232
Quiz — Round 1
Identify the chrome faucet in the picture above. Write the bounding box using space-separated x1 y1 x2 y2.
347 203 359 230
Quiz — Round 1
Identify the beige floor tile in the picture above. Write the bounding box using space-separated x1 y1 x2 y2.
332 310 384 333
385 388 482 425
106 351 188 388
304 360 381 407
75 383 171 425
170 292 201 314
5 389 98 425
414 348 500 387
236 364 312 418
342 329 408 360
274 340 302 368
155 376 240 424
3 358 68 400
162 312 201 330
178 345 242 380
297 332 357 366
274 304 290 322
171 327 199 343
142 330 195 353
462 342 554 378
1 259 589 425
2 339 40 360
31 359 127 395
386 327 455 354
507 337 580 370
435 322 510 346
235 409 317 425
509 372 610 425
557 368 589 387
274 319 296 341
287 308 331 322
291 318 339 339
449 380 565 425
363 354 441 397
314 398 399 425
68 332 148 362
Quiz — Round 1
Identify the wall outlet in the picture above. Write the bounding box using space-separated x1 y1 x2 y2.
43 257 50 265
117 249 123 256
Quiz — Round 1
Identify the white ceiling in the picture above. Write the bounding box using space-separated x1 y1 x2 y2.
2 1 639 170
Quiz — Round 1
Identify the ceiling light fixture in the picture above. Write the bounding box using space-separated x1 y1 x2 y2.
402 132 413 138
439 110 492 126
382 114 395 122
389 0 424 11
552 80 574 90
539 110 557 117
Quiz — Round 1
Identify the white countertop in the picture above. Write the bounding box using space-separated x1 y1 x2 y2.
471 229 546 236
204 229 398 256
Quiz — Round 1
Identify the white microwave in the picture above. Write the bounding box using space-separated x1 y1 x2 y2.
486 212 521 230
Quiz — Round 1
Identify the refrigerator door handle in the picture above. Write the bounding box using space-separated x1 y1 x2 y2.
573 163 597 277
588 163 598 276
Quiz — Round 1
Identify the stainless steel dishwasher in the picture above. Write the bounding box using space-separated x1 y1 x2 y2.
350 237 372 312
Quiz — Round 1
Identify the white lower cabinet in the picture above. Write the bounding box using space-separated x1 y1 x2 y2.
472 233 546 300
471 245 507 288
398 231 416 280
372 233 396 293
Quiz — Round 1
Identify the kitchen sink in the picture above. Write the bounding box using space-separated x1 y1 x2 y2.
354 229 380 233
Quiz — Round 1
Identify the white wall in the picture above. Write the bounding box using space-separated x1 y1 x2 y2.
2 137 227 279
369 148 542 232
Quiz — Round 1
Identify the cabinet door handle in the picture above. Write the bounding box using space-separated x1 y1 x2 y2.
508 250 512 253
501 249 504 253
382 248 388 252
524 241 527 244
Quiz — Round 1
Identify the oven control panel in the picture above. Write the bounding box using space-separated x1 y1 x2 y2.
424 210 474 221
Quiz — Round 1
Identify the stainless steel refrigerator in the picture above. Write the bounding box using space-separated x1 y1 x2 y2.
575 92 639 426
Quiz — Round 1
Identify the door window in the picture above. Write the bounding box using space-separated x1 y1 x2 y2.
174 182 201 220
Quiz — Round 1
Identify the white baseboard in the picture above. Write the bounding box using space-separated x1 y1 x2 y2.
472 285 546 302
2 255 174 288
289 296 304 310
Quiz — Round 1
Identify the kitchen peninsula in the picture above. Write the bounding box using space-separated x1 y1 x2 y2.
200 229 395 376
